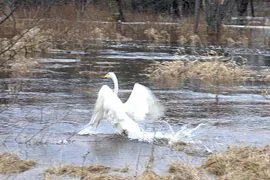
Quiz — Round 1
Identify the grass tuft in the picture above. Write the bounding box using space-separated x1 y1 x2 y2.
0 152 36 174
169 162 208 180
147 56 247 88
138 169 162 180
46 164 130 180
202 145 270 180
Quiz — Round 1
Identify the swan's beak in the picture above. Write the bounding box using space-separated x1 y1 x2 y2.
104 74 109 78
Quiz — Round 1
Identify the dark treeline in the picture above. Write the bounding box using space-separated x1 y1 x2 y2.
3 0 266 18
7 0 266 14
1 0 268 35
9 0 193 17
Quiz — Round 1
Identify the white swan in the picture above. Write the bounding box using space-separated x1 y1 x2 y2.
78 72 164 141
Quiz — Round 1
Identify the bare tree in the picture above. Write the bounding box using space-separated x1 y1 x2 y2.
204 0 236 37
179 0 196 16
250 0 254 17
194 0 200 33
0 0 56 65
116 0 125 22
0 0 21 25
172 0 180 18
237 0 249 17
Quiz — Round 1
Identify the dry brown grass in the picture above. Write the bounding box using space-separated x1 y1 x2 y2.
0 152 36 174
218 26 250 47
138 163 207 180
138 169 162 180
189 60 243 86
142 21 250 47
1 27 53 59
3 3 254 47
175 18 207 47
47 19 252 47
147 56 248 88
202 145 270 180
144 28 171 43
242 68 270 84
15 2 114 22
46 164 130 180
46 163 208 180
10 57 39 77
169 162 208 180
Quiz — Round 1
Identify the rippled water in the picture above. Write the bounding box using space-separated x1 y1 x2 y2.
0 42 270 179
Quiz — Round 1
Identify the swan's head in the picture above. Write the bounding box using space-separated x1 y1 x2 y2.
104 72 116 80
104 72 118 95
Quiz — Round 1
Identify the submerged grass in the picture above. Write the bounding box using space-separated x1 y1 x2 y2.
0 152 36 174
202 145 270 180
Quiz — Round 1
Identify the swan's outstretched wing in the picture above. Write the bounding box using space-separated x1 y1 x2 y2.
78 85 144 138
124 83 164 121
78 85 122 135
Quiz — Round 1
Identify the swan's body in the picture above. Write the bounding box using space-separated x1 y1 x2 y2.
78 72 164 141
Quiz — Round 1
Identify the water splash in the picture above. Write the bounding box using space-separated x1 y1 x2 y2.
137 122 205 146
79 120 206 148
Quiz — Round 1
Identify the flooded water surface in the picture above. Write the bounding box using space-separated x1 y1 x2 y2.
0 42 270 179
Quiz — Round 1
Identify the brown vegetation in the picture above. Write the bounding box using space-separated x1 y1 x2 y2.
138 162 207 180
138 169 162 180
136 145 270 180
0 152 36 174
169 162 207 180
0 27 53 59
144 28 170 43
202 145 270 180
1 2 255 47
45 162 209 180
146 55 249 88
0 27 53 77
45 164 130 180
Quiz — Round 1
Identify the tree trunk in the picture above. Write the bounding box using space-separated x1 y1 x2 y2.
205 0 219 33
131 0 137 11
179 0 196 17
172 0 180 18
236 0 249 24
116 0 125 22
204 0 236 41
237 0 249 16
205 1 235 32
250 0 254 17
194 0 200 33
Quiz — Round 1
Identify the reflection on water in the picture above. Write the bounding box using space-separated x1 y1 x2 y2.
0 42 270 178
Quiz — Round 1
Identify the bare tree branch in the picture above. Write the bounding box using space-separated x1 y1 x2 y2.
0 0 57 65
0 1 21 25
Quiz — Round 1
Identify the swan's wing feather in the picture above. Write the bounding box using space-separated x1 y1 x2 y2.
99 87 146 138
124 83 164 121
78 85 124 135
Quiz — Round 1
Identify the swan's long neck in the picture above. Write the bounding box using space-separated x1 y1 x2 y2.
111 74 119 95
